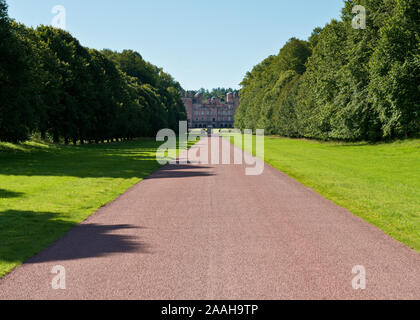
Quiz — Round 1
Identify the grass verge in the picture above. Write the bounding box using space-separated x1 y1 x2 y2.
0 138 194 277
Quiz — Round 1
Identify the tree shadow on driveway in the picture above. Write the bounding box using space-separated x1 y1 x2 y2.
28 223 149 264
0 210 149 269
147 164 214 179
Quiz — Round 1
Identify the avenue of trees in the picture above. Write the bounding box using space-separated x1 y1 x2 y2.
0 0 186 143
235 0 419 141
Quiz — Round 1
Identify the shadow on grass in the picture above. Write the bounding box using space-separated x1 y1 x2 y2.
0 189 24 198
0 140 163 179
0 210 148 266
0 139 213 180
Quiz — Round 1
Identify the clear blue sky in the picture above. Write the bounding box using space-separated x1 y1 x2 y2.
7 0 343 90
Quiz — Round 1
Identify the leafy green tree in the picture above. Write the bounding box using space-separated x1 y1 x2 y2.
0 1 34 142
1 0 186 144
103 49 187 136
237 0 418 141
102 49 158 86
86 49 124 142
367 0 420 138
235 38 311 134
34 26 90 143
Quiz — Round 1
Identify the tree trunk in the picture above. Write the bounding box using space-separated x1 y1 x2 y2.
53 132 59 144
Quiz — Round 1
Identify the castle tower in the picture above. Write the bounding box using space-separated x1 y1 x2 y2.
226 92 234 103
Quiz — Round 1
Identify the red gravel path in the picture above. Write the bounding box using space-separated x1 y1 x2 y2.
0 136 419 300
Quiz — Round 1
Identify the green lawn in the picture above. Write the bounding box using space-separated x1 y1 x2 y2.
229 135 420 252
0 138 191 277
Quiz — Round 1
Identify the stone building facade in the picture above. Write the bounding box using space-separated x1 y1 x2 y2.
182 92 240 129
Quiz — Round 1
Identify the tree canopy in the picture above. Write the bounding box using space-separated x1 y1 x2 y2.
235 0 419 141
0 0 186 143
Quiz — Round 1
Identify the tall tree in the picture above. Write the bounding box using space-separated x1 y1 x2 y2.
367 0 420 138
236 0 419 141
0 0 34 142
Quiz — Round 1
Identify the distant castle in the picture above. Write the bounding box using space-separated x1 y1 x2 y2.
182 92 240 129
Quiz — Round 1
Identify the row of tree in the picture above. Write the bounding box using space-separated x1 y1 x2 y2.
235 0 419 141
0 0 186 143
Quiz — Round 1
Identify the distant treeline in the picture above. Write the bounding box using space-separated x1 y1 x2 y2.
235 0 419 141
0 0 186 143
186 88 239 101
